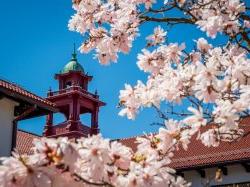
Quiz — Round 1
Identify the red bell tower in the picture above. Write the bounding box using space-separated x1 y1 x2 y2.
43 48 105 138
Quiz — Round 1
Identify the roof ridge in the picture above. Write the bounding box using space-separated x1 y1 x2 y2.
172 147 250 163
0 77 25 89
118 132 158 141
0 78 55 106
1 79 47 100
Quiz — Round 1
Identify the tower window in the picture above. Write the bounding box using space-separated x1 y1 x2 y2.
66 81 72 88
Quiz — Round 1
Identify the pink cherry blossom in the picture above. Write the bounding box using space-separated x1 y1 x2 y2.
146 26 167 46
195 38 212 53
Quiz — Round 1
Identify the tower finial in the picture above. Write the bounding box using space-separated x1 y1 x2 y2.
72 43 77 60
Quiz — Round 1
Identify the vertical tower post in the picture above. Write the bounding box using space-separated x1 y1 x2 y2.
43 112 53 136
91 107 99 135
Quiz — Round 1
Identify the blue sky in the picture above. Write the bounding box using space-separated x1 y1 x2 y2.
0 0 228 139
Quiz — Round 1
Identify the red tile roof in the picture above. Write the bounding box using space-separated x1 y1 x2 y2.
119 117 250 170
16 130 40 154
0 79 55 107
16 117 250 170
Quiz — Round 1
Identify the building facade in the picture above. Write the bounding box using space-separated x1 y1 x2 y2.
0 97 18 156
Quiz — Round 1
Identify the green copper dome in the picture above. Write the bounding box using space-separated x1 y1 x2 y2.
60 53 84 74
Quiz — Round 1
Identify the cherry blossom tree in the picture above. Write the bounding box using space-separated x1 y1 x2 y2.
1 0 250 186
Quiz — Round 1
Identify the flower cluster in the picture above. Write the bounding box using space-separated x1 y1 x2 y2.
119 37 249 147
192 0 246 38
0 132 192 187
67 0 249 184
67 0 249 185
68 0 145 65
69 0 249 65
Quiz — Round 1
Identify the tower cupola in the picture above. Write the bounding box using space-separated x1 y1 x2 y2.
55 49 92 90
43 46 105 138
61 52 84 74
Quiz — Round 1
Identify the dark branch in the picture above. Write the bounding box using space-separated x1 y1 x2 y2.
139 16 194 24
73 173 114 187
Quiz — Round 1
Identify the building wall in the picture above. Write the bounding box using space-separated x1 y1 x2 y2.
184 164 250 186
0 97 18 156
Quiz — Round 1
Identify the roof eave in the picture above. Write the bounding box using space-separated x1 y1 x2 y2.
0 88 58 116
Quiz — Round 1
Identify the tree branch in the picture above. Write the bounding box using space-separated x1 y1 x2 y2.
139 15 194 24
73 173 114 187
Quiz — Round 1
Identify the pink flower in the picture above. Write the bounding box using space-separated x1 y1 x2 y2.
244 20 250 28
146 26 167 46
110 141 132 170
196 16 223 38
195 38 212 53
200 129 220 147
184 107 207 129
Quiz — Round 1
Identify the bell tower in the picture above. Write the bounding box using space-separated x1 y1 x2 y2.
43 47 105 138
